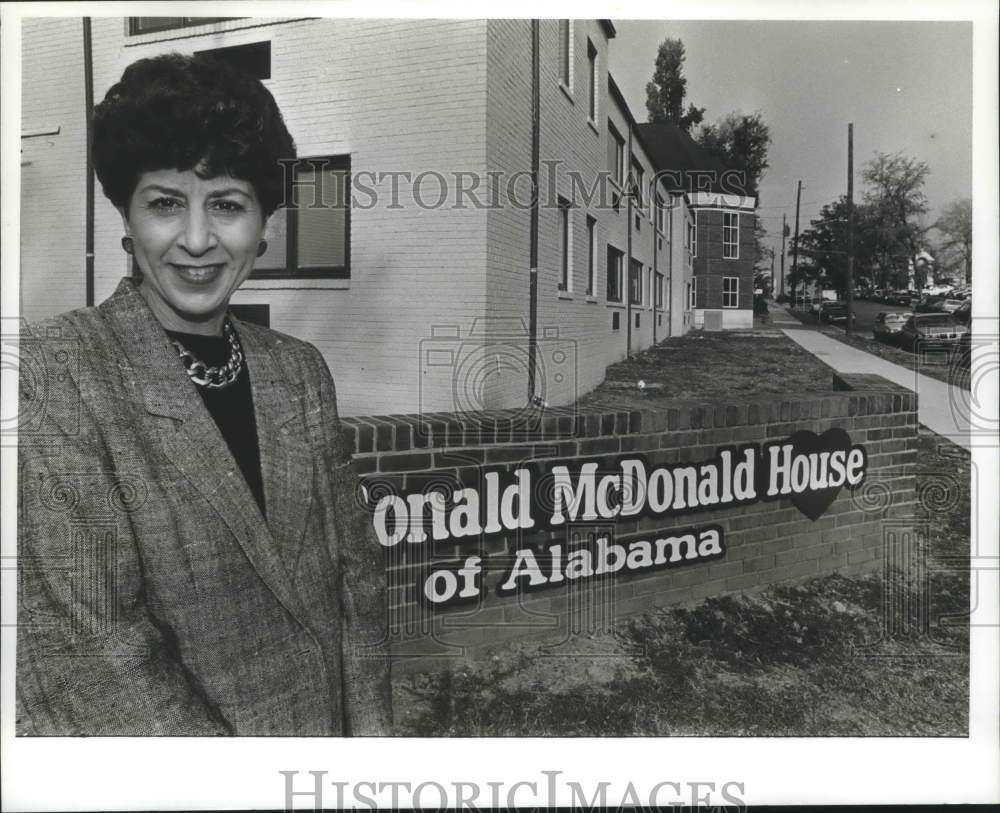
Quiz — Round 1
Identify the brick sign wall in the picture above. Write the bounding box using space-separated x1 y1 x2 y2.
340 373 917 671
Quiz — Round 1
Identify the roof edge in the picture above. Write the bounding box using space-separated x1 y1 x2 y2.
607 72 635 126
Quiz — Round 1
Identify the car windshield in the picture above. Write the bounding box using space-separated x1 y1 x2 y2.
914 315 956 327
886 313 910 323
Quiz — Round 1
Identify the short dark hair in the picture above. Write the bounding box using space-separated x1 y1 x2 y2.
93 52 296 217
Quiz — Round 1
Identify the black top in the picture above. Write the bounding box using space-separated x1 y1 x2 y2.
165 327 266 518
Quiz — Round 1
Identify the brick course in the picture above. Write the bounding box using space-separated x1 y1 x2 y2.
348 373 919 672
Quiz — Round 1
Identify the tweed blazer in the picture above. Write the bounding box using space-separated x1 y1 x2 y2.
17 278 392 736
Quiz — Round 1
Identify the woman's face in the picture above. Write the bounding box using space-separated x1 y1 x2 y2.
123 168 265 335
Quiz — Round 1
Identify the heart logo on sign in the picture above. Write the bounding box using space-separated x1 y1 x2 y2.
779 428 855 521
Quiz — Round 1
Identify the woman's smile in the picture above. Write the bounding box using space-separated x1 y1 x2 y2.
123 168 265 335
171 262 226 285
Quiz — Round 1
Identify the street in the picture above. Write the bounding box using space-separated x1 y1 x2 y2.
788 298 911 335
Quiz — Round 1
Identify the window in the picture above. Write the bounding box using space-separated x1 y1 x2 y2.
723 211 740 259
608 122 625 189
253 156 350 279
587 39 598 121
128 17 238 35
559 20 572 88
630 157 645 213
687 219 697 259
194 41 271 79
612 311 620 331
655 272 664 308
606 245 623 302
558 198 572 292
723 277 739 308
586 215 597 295
656 194 665 233
687 277 698 310
629 259 643 306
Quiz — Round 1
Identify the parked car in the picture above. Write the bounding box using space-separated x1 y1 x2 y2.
886 290 912 306
940 299 964 314
953 299 971 326
898 313 969 352
914 294 946 313
954 330 972 369
872 311 912 344
819 301 857 325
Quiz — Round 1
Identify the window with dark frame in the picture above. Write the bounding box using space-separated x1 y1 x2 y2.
629 259 643 306
723 276 739 308
630 157 645 214
655 272 664 308
128 17 238 36
606 245 623 302
687 277 698 310
723 211 740 259
587 39 598 121
252 156 350 280
194 41 271 80
586 215 597 295
558 198 571 292
608 122 625 187
559 20 571 87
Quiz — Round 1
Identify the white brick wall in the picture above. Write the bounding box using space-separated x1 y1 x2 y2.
20 17 695 416
20 18 87 320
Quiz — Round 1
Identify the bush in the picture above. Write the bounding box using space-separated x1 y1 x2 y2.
775 293 790 304
753 294 769 314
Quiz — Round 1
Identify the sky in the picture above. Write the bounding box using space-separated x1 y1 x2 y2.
608 19 973 273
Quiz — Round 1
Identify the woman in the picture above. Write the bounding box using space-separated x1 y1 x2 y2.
17 53 392 736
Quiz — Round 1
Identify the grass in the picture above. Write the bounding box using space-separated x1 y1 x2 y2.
392 354 972 735
783 306 970 391
827 330 971 391
576 329 836 411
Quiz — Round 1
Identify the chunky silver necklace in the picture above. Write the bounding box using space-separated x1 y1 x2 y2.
171 320 245 389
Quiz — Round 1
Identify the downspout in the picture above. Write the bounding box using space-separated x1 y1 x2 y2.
527 19 540 403
625 126 633 358
652 189 657 345
83 17 95 306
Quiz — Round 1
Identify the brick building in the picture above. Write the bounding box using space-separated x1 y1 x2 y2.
19 17 717 417
636 122 758 329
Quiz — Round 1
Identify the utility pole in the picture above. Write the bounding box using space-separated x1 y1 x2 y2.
845 123 855 335
791 180 802 306
780 213 787 298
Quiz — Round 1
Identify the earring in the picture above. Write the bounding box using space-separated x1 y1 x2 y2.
121 236 134 255
256 240 268 258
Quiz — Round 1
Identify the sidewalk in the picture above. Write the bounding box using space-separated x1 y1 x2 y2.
765 301 805 328
780 327 973 450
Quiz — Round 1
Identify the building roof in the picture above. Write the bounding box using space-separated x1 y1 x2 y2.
634 122 737 195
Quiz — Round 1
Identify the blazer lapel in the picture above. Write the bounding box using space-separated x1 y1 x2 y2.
99 279 310 625
236 323 316 582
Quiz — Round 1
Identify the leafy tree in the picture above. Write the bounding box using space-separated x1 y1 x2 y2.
696 112 772 197
791 197 880 296
933 198 972 284
862 151 930 289
645 38 705 132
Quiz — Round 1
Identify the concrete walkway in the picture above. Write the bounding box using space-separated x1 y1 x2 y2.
781 328 974 450
766 302 805 328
